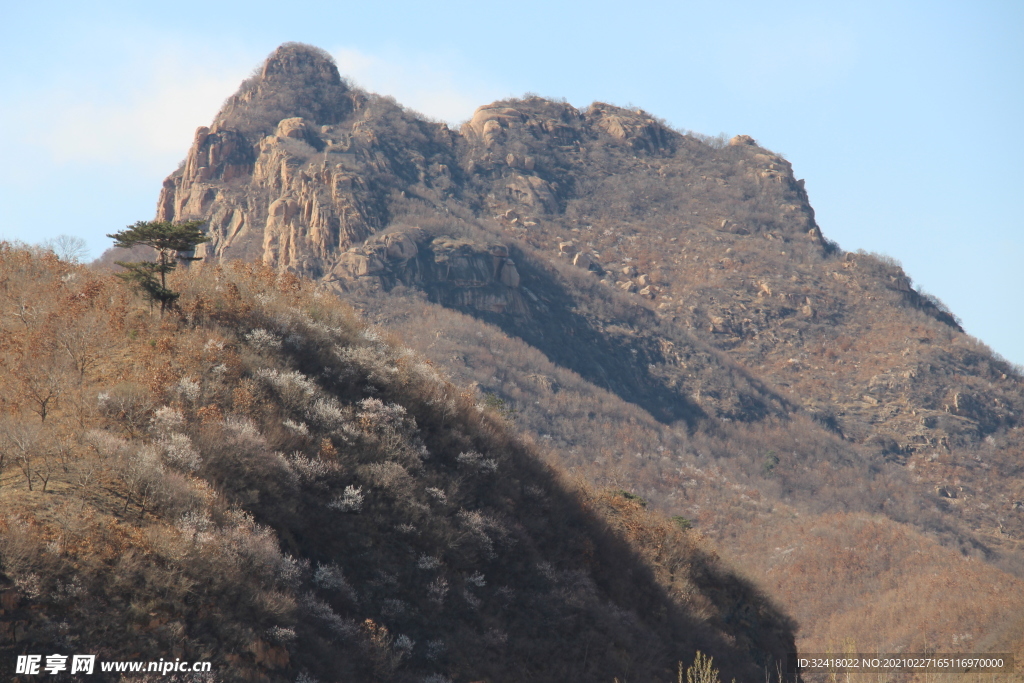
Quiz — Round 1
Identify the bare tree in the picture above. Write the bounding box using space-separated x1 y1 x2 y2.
42 234 90 263
0 418 41 490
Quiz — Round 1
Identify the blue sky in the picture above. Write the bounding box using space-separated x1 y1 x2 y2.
1 0 1021 365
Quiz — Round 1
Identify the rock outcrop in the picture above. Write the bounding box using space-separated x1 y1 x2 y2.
326 229 528 315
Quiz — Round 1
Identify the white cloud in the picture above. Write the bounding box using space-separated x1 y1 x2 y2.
0 44 505 179
1 51 249 172
331 46 505 125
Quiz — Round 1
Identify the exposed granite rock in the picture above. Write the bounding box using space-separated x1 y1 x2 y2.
587 103 674 152
326 229 528 316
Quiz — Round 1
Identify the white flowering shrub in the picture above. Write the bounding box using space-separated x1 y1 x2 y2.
424 641 446 662
282 419 310 436
329 485 364 512
417 555 441 570
96 384 153 437
290 455 336 481
456 450 498 473
300 593 357 638
426 487 447 504
54 576 85 602
176 510 212 536
461 588 481 608
357 398 417 452
151 406 185 434
162 433 202 472
381 598 407 616
256 368 319 410
177 377 201 403
359 327 384 344
13 572 41 599
363 461 410 492
86 429 130 460
394 634 414 654
245 328 282 353
223 415 264 444
212 511 299 588
428 578 448 605
422 675 452 683
457 510 492 555
313 562 356 601
278 554 308 589
266 626 297 643
465 571 486 588
307 397 349 431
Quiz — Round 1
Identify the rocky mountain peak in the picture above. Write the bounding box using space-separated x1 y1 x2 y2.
215 42 354 139
259 42 343 85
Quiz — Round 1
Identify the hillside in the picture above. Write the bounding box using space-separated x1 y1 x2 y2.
125 42 1024 661
0 245 796 682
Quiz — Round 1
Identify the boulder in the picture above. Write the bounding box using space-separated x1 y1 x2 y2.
465 105 526 146
383 232 419 260
729 135 757 146
276 117 309 139
339 251 384 277
505 174 558 212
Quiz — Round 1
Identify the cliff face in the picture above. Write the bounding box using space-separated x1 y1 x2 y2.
327 229 528 315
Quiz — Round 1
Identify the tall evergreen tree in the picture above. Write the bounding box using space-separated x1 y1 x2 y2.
107 220 209 314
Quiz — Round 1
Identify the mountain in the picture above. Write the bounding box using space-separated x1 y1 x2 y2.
138 42 1024 661
0 245 795 682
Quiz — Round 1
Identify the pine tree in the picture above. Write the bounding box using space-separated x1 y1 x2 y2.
107 220 210 314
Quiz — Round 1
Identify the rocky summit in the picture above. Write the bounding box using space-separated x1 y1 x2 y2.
151 42 1024 663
